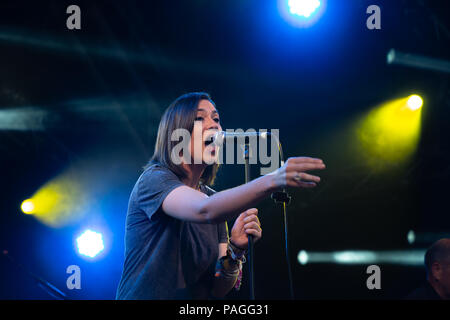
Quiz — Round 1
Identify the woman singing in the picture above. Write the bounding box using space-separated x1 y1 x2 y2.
116 92 325 299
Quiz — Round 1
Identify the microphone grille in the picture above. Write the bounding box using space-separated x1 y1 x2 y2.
213 131 225 145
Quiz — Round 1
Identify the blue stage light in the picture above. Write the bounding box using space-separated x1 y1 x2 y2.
76 229 104 258
278 0 326 28
288 0 321 18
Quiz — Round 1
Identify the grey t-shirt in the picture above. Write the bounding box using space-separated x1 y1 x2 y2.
116 162 228 300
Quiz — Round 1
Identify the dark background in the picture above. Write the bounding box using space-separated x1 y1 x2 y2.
0 0 449 299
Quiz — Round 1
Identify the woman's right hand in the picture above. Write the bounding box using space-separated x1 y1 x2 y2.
272 157 326 189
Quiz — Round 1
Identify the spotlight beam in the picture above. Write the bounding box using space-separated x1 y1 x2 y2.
355 96 423 170
407 230 450 245
298 250 426 266
0 29 244 80
0 107 48 131
387 49 450 74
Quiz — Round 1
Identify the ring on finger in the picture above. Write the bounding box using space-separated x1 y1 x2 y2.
294 172 302 182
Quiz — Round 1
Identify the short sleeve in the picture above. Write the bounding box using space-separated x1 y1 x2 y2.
218 221 229 244
136 165 185 221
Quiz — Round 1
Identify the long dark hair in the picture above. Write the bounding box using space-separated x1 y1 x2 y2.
146 92 220 186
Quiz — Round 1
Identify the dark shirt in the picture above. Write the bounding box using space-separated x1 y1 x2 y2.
116 163 228 300
405 281 442 300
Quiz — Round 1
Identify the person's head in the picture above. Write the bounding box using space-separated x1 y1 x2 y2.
148 92 222 185
425 238 450 298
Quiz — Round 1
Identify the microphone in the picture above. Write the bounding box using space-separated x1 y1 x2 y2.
213 130 270 145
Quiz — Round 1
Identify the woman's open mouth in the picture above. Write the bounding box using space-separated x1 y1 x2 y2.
204 137 214 147
204 134 216 154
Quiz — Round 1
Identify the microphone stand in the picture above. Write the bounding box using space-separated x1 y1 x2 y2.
271 189 294 299
240 133 294 300
243 142 255 300
270 138 295 300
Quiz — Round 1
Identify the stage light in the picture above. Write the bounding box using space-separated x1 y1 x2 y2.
0 107 47 131
406 230 450 245
407 95 423 111
355 96 423 170
298 250 426 266
76 229 104 258
407 230 416 245
298 250 309 265
278 0 326 28
25 170 90 227
288 0 321 17
21 199 35 214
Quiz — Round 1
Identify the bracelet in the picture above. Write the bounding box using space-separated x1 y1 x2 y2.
214 252 244 291
215 256 239 277
228 240 247 261
229 239 247 251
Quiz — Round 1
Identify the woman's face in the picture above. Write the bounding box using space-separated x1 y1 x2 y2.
189 99 222 165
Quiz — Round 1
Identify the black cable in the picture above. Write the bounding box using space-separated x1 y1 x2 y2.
2 249 68 300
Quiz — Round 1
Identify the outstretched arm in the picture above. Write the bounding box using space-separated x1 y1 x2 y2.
162 157 325 224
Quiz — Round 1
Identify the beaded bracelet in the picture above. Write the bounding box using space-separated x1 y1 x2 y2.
214 241 247 291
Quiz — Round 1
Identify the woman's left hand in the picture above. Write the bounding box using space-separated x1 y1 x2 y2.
230 208 262 249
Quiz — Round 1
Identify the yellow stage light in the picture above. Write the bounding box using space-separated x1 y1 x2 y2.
355 96 423 170
25 171 90 227
21 199 35 214
407 95 423 111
